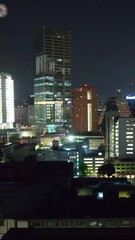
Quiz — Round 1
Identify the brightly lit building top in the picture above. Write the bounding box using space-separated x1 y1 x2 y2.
0 73 14 129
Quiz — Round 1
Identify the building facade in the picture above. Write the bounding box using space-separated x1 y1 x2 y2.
72 85 98 133
114 160 135 181
33 27 72 133
105 116 135 160
15 102 28 126
83 156 105 176
36 148 79 177
99 94 131 130
126 95 135 117
15 96 34 127
105 95 131 160
119 118 135 159
0 73 14 129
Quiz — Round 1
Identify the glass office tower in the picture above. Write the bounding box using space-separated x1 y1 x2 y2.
34 27 72 133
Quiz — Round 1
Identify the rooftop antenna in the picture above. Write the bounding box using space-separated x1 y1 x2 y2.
116 89 121 98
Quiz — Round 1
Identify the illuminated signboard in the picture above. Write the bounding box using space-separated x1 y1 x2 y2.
126 96 135 100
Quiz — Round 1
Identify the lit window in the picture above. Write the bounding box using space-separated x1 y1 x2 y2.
97 192 104 200
87 91 92 100
119 191 130 198
57 59 62 62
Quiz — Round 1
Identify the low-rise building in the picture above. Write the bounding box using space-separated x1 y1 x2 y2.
114 160 135 182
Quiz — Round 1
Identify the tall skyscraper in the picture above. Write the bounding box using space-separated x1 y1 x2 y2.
0 73 14 129
72 85 98 133
33 27 72 133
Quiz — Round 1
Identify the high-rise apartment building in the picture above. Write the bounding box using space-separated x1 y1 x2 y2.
0 73 14 129
72 85 98 133
105 114 135 160
33 27 72 133
105 95 131 160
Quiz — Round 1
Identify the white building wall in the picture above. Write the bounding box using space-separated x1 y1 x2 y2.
0 219 15 238
5 76 14 123
0 73 14 129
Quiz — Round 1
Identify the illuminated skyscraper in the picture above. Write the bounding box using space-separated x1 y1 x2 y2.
0 73 14 129
33 27 72 133
72 85 98 133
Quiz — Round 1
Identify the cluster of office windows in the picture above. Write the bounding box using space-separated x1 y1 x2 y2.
35 76 53 81
114 120 119 157
35 83 53 87
115 162 135 179
125 121 135 155
83 157 104 175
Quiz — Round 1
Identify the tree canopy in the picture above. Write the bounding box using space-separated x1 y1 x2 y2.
98 163 115 177
79 161 91 176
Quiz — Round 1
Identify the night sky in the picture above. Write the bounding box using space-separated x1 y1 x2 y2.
0 0 135 100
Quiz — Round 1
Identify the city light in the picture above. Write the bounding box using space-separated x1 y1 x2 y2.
126 96 135 99
68 135 74 142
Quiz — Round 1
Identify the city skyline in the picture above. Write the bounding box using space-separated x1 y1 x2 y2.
1 0 135 99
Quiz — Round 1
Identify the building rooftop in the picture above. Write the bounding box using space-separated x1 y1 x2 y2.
0 177 135 219
2 227 135 240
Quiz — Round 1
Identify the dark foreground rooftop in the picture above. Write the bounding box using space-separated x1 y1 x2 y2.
1 180 135 219
2 227 135 240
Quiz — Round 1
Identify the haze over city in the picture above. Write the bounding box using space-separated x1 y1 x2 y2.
1 0 135 99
